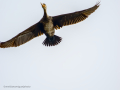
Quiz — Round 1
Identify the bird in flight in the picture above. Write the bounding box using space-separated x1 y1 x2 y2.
0 2 100 48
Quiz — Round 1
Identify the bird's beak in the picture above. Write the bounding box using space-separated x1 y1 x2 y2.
40 2 43 6
40 2 45 7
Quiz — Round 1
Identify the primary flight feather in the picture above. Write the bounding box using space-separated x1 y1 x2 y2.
0 2 100 48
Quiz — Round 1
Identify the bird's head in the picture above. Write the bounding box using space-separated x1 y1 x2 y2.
41 3 47 10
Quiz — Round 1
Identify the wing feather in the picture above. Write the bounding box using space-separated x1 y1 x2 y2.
0 22 44 48
52 2 100 30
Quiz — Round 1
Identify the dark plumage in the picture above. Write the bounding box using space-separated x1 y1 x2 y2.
0 2 100 48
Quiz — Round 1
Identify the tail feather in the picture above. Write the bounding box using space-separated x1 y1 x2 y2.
43 35 62 46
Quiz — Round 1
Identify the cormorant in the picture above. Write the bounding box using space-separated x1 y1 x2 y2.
0 2 100 48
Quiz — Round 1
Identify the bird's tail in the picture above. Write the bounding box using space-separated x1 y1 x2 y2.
42 35 62 46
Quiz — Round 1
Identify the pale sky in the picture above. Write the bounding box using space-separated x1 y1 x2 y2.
0 0 120 90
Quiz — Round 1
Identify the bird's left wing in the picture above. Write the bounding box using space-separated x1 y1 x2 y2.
52 2 100 30
0 22 44 48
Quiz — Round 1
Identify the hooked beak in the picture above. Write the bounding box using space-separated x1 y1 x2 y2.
40 2 45 8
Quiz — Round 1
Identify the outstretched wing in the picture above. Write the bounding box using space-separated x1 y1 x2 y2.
0 22 44 48
52 2 100 30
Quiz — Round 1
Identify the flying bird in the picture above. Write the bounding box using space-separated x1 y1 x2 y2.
0 2 100 48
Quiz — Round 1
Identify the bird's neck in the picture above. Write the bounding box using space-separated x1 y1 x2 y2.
43 9 49 19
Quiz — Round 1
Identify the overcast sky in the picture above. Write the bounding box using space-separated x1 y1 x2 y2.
0 0 120 90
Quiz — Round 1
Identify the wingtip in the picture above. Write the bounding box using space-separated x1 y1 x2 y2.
96 1 101 6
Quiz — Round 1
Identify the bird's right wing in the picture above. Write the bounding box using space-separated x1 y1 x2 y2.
52 2 100 30
0 22 44 48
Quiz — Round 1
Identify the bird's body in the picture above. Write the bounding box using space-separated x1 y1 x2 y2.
41 16 55 37
0 2 100 48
